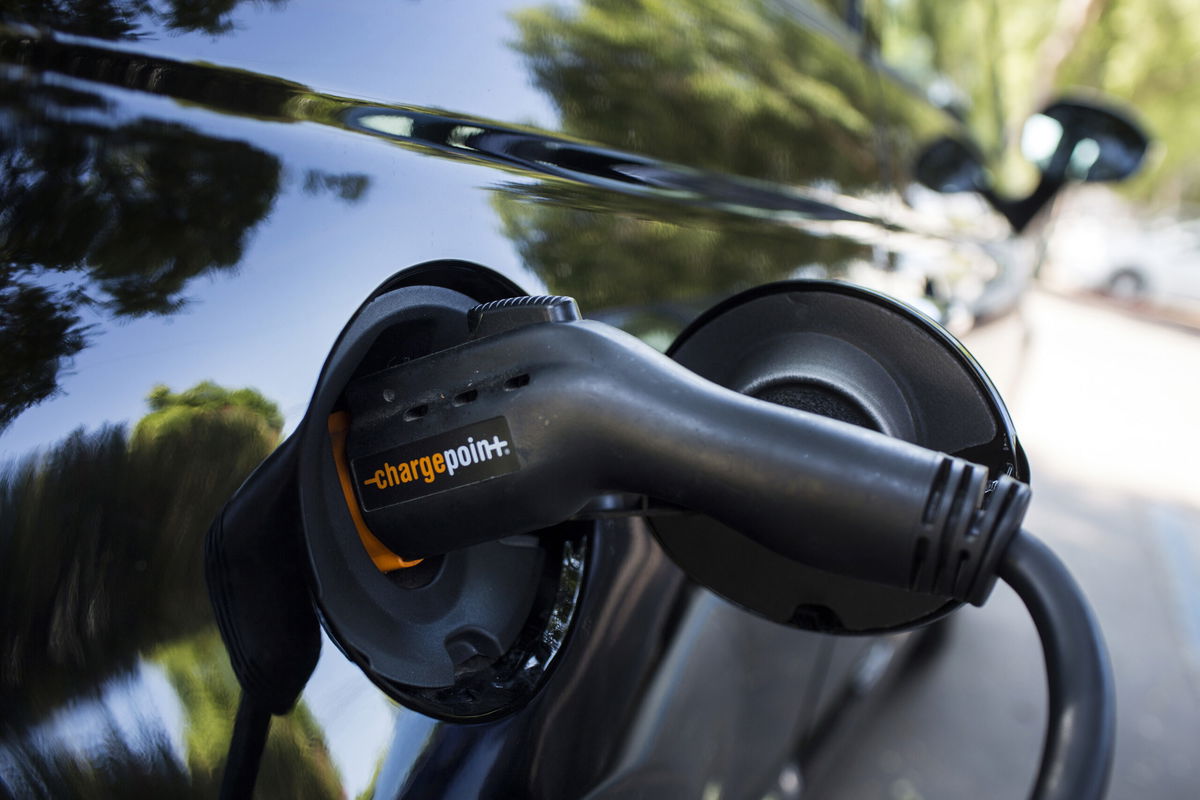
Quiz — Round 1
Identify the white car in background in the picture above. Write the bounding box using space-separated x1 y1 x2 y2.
1044 193 1200 316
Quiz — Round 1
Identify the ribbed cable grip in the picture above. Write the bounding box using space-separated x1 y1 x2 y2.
910 457 1030 605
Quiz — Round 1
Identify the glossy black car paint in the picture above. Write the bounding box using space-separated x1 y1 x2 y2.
0 1 1022 797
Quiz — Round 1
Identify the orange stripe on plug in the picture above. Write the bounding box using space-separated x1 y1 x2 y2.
327 411 423 571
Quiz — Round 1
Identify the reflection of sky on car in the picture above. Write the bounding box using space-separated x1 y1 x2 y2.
58 0 561 132
0 0 563 456
2 0 983 454
1 661 184 768
0 84 541 456
0 62 914 454
294 632 402 796
0 633 399 798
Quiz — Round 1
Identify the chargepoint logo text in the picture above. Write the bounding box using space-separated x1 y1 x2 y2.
363 434 512 489
351 418 520 510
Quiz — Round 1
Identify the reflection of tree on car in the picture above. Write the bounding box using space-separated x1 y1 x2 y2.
0 382 340 798
512 0 883 188
0 76 368 431
2 0 288 39
496 0 886 314
0 79 281 430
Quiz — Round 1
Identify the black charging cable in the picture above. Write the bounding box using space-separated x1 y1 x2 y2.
220 695 272 798
999 530 1115 800
206 436 322 800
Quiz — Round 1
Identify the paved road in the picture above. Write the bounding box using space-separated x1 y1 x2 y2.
812 290 1200 800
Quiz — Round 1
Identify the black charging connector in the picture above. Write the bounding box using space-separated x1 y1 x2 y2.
344 297 1029 607
205 288 1113 800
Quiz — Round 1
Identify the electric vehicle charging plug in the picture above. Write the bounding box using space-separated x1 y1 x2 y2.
344 296 1030 606
206 289 1113 800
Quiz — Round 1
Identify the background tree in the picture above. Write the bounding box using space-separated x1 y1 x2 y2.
136 381 285 443
877 0 1200 208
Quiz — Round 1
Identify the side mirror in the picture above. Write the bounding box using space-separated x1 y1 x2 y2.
1022 99 1148 183
914 137 989 194
915 97 1149 232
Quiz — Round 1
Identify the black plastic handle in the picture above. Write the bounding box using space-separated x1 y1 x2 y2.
346 318 1029 604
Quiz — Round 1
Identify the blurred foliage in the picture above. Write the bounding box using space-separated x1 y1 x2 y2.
877 0 1199 208
0 277 90 432
0 73 367 432
0 78 281 431
157 632 341 800
0 727 203 799
499 0 879 311
0 0 288 39
136 381 284 444
0 381 340 797
0 382 276 721
511 0 881 190
494 192 864 312
1 110 279 318
303 168 370 202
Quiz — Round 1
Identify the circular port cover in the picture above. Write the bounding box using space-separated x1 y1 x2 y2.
651 280 1027 634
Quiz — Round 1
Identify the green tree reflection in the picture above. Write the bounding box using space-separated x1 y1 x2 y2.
137 381 285 442
0 382 280 720
2 0 288 39
157 631 341 800
497 0 880 313
0 80 280 430
0 382 340 798
512 0 880 189
0 78 367 432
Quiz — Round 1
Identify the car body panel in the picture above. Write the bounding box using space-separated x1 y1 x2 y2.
0 1 1019 797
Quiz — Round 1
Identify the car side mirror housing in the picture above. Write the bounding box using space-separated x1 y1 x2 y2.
914 137 989 194
1021 99 1148 183
915 97 1148 232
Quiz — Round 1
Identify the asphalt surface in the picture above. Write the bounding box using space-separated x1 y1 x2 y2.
812 290 1200 800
